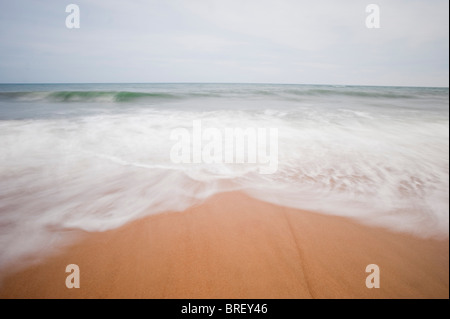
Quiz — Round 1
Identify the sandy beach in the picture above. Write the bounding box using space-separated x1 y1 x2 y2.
0 192 447 299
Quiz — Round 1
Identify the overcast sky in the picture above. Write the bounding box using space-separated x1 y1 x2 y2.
0 0 448 86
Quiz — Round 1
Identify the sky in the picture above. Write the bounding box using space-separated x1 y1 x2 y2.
0 0 448 87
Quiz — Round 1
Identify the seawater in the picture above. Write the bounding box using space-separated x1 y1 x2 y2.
0 83 448 271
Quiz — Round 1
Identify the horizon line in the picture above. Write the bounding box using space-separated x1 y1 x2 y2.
0 82 448 89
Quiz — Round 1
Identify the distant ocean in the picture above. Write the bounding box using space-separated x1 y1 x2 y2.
0 83 448 271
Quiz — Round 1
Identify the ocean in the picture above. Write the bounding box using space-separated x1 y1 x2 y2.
0 83 448 271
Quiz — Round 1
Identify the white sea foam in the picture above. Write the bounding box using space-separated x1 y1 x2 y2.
0 84 448 273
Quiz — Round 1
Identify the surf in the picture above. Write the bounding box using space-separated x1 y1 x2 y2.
0 83 448 274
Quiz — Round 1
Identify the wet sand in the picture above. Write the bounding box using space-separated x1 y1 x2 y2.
0 192 448 299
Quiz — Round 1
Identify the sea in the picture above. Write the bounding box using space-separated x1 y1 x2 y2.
0 83 448 271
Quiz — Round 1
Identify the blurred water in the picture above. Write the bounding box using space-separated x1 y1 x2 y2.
0 83 448 271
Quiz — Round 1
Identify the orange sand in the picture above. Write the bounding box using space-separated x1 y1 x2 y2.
0 192 448 299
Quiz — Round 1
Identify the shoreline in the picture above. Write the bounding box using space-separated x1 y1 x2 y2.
0 192 448 299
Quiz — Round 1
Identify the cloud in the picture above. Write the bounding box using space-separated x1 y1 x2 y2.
0 0 448 86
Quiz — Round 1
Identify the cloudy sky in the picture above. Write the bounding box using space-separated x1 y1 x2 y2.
0 0 448 86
